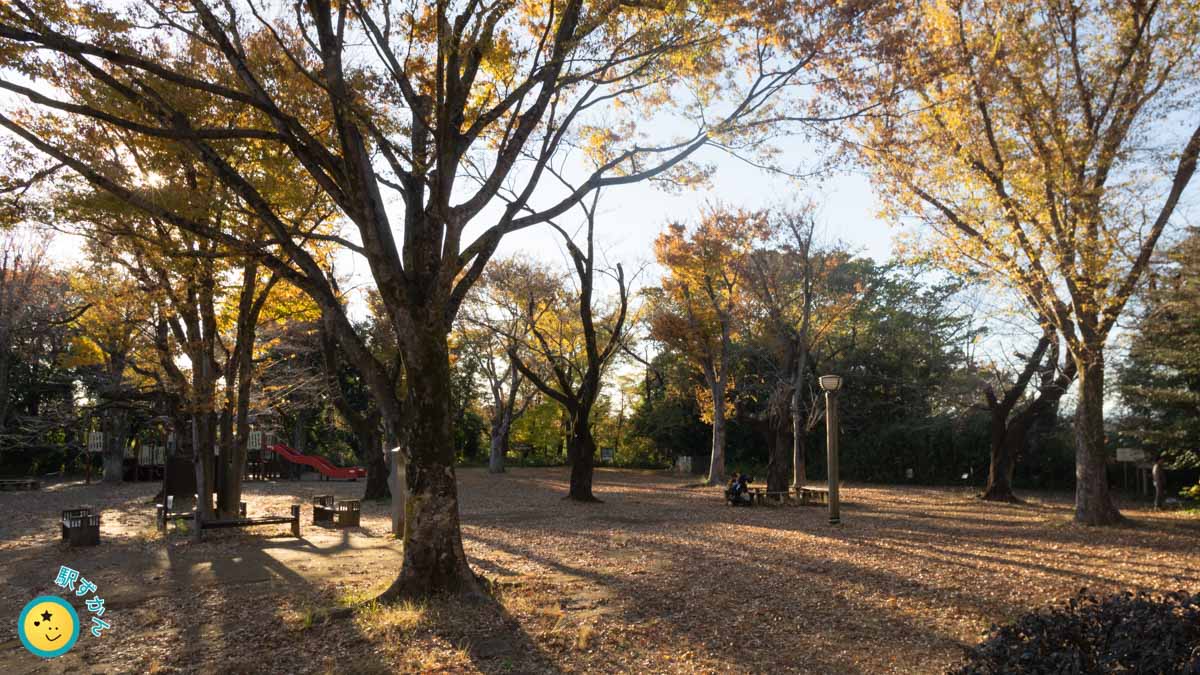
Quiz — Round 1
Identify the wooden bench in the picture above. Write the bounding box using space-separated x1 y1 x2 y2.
312 495 360 528
195 505 300 541
746 486 832 506
798 487 829 505
1 478 40 491
158 497 245 531
748 487 792 505
61 507 100 546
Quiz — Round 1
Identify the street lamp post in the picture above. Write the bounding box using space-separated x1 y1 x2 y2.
819 374 843 525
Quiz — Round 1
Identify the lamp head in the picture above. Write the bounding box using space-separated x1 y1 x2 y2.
819 374 843 392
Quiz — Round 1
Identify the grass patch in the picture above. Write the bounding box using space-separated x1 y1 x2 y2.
575 623 597 651
353 599 428 637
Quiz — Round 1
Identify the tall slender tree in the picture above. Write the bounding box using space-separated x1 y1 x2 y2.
71 266 153 482
650 206 763 485
842 0 1200 524
510 196 631 501
457 259 542 475
742 209 862 491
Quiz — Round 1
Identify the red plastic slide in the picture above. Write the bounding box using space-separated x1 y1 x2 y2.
268 444 367 480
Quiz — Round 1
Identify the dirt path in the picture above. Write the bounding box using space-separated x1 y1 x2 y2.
0 469 1196 673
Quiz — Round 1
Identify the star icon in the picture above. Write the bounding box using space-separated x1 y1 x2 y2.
40 610 52 622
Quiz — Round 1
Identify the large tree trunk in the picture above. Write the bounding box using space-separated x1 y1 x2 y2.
217 440 247 518
981 410 1016 502
101 407 128 483
488 415 509 474
791 388 808 487
1073 353 1122 525
766 422 791 495
216 362 253 518
707 381 727 486
767 387 791 495
380 325 478 599
566 410 599 501
191 412 216 521
216 404 237 517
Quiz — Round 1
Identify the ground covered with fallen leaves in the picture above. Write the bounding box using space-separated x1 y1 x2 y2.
0 468 1196 674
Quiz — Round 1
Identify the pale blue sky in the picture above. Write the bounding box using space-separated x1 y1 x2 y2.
323 133 895 304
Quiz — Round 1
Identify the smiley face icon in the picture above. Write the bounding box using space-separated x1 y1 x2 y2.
18 595 79 659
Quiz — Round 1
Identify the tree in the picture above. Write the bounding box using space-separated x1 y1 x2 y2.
0 231 83 453
976 324 1075 501
0 0 855 597
650 206 763 485
70 266 154 482
0 232 49 445
845 0 1200 524
510 200 630 501
68 195 282 519
742 208 862 492
1118 227 1200 471
457 259 541 474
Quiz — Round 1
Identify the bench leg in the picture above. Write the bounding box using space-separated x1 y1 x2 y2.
291 505 300 537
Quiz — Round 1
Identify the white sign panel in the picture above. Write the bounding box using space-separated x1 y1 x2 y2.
87 431 104 454
1116 447 1148 463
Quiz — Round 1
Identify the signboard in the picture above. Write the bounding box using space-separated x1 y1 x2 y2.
87 431 104 454
601 447 615 463
1116 447 1148 463
139 445 164 465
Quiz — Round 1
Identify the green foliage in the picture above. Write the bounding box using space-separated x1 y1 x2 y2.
631 260 1081 488
1182 484 1200 502
1118 228 1200 470
510 399 565 458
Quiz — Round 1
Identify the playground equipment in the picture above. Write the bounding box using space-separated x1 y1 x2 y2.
267 443 366 480
124 442 166 482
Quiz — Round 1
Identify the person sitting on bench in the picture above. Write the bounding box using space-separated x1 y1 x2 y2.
726 473 752 506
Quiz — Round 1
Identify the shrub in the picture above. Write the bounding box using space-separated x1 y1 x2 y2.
951 590 1200 675
1182 483 1200 503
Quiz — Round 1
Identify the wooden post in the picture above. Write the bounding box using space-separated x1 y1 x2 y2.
387 448 404 537
193 502 203 543
290 505 300 537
